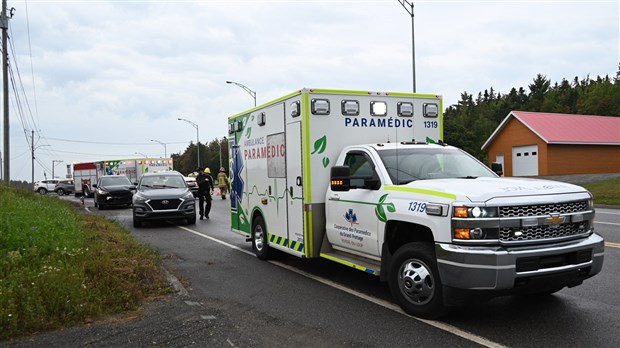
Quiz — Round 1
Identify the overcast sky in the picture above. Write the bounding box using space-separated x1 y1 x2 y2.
2 0 618 182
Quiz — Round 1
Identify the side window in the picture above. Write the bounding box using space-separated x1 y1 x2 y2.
343 152 379 189
344 153 372 176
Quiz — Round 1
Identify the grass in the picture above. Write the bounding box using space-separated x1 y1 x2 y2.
0 184 171 341
582 177 620 206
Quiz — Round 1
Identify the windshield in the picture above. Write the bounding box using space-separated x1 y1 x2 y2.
139 175 186 189
378 147 496 184
100 176 131 186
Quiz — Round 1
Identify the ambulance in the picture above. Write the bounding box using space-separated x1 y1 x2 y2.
227 88 604 318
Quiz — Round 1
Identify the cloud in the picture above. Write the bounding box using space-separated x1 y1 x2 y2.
3 0 618 181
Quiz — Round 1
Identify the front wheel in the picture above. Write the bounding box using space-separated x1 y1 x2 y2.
187 214 196 225
83 186 91 197
389 242 446 319
252 216 272 260
57 188 66 196
37 188 47 195
133 212 142 228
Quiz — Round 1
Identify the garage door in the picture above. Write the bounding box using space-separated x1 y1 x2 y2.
512 145 538 176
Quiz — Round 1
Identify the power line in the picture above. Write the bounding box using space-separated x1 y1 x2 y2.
45 137 189 145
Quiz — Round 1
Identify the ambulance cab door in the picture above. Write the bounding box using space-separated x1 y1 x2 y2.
325 150 381 257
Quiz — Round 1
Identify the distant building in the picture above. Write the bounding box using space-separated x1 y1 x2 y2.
481 111 620 176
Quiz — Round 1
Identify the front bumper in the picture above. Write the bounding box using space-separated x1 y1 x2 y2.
133 201 196 222
435 233 605 293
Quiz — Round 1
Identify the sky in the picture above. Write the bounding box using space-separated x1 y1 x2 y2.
1 0 618 183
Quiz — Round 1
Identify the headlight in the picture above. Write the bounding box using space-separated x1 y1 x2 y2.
97 188 109 195
182 191 195 201
453 206 498 218
133 194 147 204
452 205 499 242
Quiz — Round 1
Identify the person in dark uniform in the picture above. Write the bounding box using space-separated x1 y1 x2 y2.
196 167 214 220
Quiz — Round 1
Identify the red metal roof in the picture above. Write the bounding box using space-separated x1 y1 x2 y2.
482 111 620 150
512 111 620 144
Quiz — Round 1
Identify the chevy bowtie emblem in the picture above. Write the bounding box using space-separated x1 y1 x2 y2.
546 214 565 225
162 200 169 205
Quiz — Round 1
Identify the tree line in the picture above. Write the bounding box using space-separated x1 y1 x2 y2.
175 67 619 173
443 65 620 162
172 137 229 176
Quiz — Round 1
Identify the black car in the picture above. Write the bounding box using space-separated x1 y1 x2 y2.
93 175 135 209
132 171 196 227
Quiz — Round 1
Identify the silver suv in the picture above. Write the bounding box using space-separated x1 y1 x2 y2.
132 171 196 227
34 179 60 194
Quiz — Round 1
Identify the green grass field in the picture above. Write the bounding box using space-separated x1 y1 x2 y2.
583 177 620 206
0 184 171 341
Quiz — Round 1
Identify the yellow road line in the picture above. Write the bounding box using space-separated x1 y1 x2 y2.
605 242 620 248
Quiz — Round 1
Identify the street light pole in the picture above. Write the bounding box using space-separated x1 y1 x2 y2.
150 139 167 158
178 118 200 168
135 152 148 158
398 0 416 93
52 160 63 178
226 80 257 107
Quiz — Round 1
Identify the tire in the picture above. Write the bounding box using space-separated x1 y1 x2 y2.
37 188 47 195
187 214 196 225
83 186 91 198
133 212 142 228
388 242 446 319
252 215 272 260
57 188 65 196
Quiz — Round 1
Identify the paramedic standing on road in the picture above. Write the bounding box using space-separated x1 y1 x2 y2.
196 167 214 219
217 167 230 199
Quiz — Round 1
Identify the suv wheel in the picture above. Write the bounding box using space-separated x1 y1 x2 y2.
37 188 47 195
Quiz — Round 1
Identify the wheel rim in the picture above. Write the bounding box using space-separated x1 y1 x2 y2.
254 224 265 251
398 258 435 305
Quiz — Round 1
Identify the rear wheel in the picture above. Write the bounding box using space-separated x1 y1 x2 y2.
252 216 272 260
389 242 446 319
57 188 66 196
83 186 90 197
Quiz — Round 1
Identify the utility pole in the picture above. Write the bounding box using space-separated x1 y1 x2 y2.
52 160 63 178
1 0 13 184
30 130 34 185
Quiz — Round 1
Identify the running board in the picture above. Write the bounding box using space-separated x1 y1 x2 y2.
320 251 381 276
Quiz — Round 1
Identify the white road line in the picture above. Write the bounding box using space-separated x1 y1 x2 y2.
178 226 507 348
595 221 620 226
596 211 620 215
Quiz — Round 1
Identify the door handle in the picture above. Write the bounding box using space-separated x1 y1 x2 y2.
329 194 340 201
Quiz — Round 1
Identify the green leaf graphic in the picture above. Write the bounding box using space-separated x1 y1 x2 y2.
245 127 252 138
379 194 387 204
312 135 327 154
426 136 436 144
322 157 330 168
386 203 396 213
375 205 387 222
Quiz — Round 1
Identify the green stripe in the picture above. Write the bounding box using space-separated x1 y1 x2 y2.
302 91 313 257
320 253 379 275
384 185 456 200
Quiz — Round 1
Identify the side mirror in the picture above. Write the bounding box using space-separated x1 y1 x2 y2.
330 166 350 192
364 177 381 190
92 184 98 188
491 162 503 176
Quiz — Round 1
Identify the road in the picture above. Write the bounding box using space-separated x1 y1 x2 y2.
9 196 620 347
